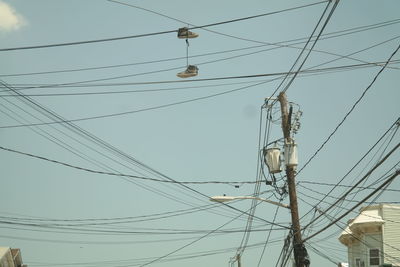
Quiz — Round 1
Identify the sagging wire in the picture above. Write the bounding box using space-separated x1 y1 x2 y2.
256 200 282 267
231 97 283 264
230 106 267 264
274 232 293 267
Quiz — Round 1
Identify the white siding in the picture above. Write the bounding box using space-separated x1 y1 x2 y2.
382 205 400 266
341 205 400 267
350 241 364 267
364 233 383 267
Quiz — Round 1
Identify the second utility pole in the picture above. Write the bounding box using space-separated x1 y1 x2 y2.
278 92 309 267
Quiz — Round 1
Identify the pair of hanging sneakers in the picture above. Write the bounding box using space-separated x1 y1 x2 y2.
177 27 199 79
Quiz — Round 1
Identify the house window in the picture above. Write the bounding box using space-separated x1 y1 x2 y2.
369 249 380 266
355 258 365 267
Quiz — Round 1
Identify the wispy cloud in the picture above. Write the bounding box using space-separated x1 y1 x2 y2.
0 1 26 32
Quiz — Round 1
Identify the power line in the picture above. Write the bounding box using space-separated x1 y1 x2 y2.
1 60 399 131
298 180 400 204
298 117 400 224
299 187 400 263
0 79 271 127
1 92 201 217
233 106 269 261
0 92 290 228
0 1 328 52
303 170 400 242
2 59 399 96
1 86 245 217
110 0 328 30
0 144 271 185
0 65 352 89
306 243 340 265
297 42 400 176
0 82 286 226
0 95 221 212
25 240 282 267
0 96 284 228
297 143 400 260
299 180 400 193
4 29 400 89
0 220 286 235
2 17 398 78
111 0 370 86
4 2 337 89
0 97 137 179
0 204 217 223
281 0 340 96
265 0 337 106
0 193 283 241
299 129 400 208
331 123 400 216
257 204 281 267
135 199 279 267
302 141 400 230
0 191 275 225
303 169 400 242
4 27 400 91
3 58 398 91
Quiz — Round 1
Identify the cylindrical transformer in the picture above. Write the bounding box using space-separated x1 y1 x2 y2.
264 147 282 174
284 142 298 168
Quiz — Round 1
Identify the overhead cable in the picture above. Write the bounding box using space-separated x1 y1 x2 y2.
135 199 276 267
1 60 398 129
233 106 269 260
1 59 399 97
4 31 400 89
299 184 400 262
302 142 400 233
0 144 270 185
0 219 286 235
303 169 399 242
271 0 339 98
3 59 399 91
0 1 328 52
110 0 359 84
0 2 338 88
257 204 281 267
2 17 398 78
299 180 400 192
297 42 400 176
25 240 282 267
298 117 400 222
109 0 328 30
0 89 240 215
0 82 287 227
306 243 341 264
298 178 400 204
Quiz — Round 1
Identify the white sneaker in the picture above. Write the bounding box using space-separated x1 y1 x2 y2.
177 27 199 39
177 65 198 78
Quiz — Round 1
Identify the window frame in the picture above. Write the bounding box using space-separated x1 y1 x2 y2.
369 248 380 266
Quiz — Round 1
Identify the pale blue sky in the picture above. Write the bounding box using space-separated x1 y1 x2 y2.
0 0 399 266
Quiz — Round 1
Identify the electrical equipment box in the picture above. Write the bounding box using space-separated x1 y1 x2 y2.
284 142 298 168
264 147 282 174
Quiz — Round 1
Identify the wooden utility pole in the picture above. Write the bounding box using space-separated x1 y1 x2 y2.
278 92 309 267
